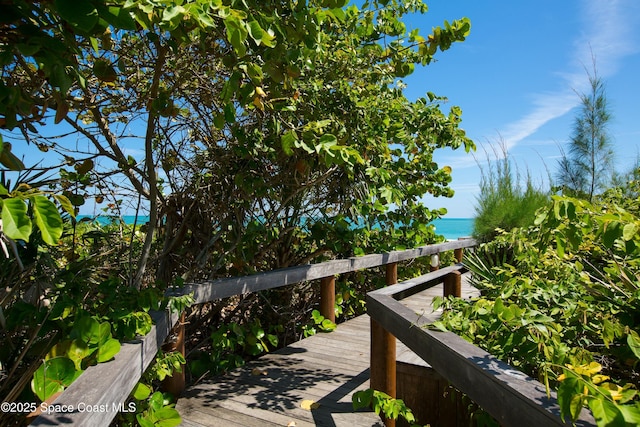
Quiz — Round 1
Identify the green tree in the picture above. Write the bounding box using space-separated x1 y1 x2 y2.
153 4 475 281
556 66 614 201
1 0 336 286
1 1 475 415
2 0 473 284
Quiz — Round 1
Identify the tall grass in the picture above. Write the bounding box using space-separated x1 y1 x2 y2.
473 145 550 242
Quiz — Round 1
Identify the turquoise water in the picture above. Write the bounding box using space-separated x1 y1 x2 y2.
431 218 474 240
77 215 473 240
77 215 150 225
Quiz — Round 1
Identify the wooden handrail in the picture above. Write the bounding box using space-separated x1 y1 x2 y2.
30 310 180 426
31 239 476 426
166 239 477 304
366 269 597 427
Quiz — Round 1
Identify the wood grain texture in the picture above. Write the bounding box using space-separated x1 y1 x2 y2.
177 277 476 427
367 284 596 427
30 310 180 427
169 240 477 305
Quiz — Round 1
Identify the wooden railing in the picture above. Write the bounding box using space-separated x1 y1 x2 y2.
30 239 476 426
367 264 597 427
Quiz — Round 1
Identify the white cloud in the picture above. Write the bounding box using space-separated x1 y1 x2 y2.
496 0 640 152
451 183 479 193
499 92 576 152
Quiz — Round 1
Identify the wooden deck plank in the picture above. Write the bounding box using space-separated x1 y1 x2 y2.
178 274 477 427
205 358 369 399
177 415 213 427
178 346 381 426
184 395 316 427
180 373 380 427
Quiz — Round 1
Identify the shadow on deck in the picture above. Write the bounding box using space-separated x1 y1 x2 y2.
177 280 477 427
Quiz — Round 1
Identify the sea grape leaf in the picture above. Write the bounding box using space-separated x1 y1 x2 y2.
93 59 118 82
32 195 63 245
67 339 93 370
619 404 640 424
602 221 621 248
132 382 152 400
162 5 186 30
224 16 248 57
55 0 99 32
1 197 32 241
97 321 113 346
97 5 137 30
71 316 102 345
53 193 76 218
247 20 263 43
281 130 297 156
588 398 624 426
627 330 640 359
96 338 121 363
31 357 80 401
623 223 637 241
151 406 182 427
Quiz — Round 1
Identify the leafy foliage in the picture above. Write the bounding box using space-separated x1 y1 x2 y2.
1 1 475 423
189 319 279 378
116 351 185 427
435 190 640 426
353 388 425 427
31 357 80 402
302 309 337 337
473 144 549 242
1 179 69 247
32 316 121 400
2 0 473 286
135 391 181 427
0 219 168 426
557 362 640 425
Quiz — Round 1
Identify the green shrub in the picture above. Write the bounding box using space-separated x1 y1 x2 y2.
436 194 640 426
473 146 549 242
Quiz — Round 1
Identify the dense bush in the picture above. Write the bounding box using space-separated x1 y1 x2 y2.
473 148 549 242
0 218 183 426
435 183 640 425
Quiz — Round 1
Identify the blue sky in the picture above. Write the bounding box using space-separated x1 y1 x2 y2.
408 0 640 217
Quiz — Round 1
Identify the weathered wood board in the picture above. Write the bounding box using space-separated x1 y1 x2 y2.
177 279 474 427
177 313 383 427
368 279 596 427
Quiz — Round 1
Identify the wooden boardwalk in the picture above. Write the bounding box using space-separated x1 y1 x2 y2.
177 277 479 427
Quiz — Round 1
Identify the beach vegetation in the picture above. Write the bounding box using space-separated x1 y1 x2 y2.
556 65 614 201
436 177 640 426
0 0 474 423
472 144 549 242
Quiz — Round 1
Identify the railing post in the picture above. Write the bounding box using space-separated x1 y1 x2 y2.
454 246 464 263
161 312 186 396
320 276 336 323
444 270 462 298
371 262 397 427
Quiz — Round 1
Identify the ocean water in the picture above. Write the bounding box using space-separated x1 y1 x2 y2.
430 218 474 240
77 215 150 225
79 215 474 240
